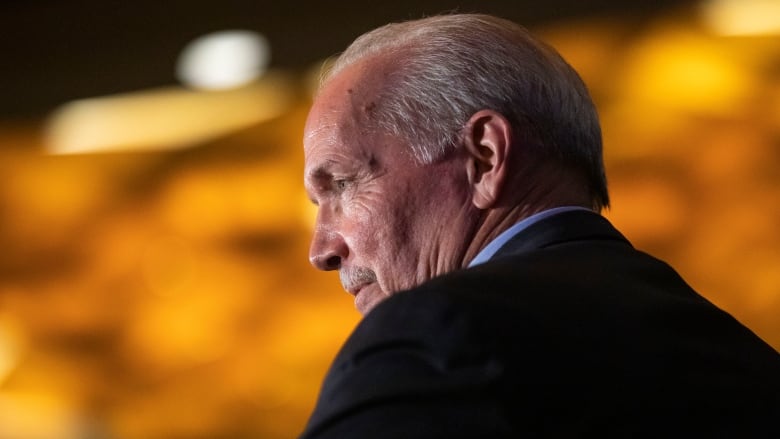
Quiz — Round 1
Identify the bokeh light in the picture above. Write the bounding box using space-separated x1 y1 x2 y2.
176 30 271 90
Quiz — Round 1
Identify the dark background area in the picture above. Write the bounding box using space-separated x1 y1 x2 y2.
1 0 691 118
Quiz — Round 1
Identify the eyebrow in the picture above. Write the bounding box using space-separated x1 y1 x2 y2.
304 165 335 205
307 165 333 180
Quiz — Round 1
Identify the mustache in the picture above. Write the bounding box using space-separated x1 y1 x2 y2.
340 267 377 291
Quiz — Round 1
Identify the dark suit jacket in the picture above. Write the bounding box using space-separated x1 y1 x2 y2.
300 210 780 438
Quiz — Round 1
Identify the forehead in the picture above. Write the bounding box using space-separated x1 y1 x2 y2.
303 60 384 166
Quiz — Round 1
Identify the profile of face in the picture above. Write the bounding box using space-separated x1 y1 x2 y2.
303 60 476 315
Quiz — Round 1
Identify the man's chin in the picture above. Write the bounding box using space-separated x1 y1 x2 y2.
354 285 387 316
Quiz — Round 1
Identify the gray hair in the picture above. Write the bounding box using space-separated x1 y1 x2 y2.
322 14 609 209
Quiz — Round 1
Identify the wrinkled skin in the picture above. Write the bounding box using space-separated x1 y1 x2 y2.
303 58 478 315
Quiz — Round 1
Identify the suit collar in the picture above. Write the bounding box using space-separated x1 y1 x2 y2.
492 209 631 259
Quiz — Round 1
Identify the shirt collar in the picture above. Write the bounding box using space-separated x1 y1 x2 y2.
467 206 592 267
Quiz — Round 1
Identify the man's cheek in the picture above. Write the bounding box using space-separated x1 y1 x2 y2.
344 197 376 224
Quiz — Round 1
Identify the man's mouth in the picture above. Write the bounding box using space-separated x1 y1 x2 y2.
340 267 378 297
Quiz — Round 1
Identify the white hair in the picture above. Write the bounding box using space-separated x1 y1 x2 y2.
322 14 609 209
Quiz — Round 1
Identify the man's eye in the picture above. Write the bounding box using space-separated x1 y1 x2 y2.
333 179 350 191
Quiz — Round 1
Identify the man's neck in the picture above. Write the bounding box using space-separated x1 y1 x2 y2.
459 156 596 269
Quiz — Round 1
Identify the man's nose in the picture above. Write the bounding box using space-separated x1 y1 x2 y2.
309 229 348 271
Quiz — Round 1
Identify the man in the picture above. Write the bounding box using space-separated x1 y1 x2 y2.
300 14 780 438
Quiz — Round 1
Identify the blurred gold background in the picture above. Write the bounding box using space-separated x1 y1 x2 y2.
1 1 779 438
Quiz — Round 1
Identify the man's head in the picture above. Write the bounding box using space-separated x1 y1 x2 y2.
304 14 608 314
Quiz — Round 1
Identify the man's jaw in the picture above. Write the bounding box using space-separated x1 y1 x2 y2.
340 267 382 315
352 282 386 315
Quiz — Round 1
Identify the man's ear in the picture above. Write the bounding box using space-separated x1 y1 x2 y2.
462 110 512 209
